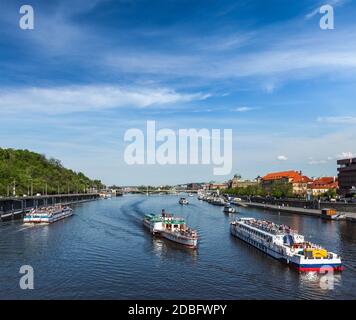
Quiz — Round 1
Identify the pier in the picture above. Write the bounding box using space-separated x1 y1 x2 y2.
0 193 100 221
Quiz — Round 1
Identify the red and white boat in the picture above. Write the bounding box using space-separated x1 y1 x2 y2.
231 218 343 272
144 209 198 248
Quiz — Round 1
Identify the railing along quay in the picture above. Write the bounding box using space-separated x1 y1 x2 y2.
0 193 100 221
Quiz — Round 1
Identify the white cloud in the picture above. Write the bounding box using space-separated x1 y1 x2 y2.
0 86 210 114
337 152 356 159
233 107 256 112
277 155 288 161
305 0 349 19
317 116 356 124
308 159 328 165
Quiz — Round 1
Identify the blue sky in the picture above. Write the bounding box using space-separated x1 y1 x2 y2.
1 0 356 185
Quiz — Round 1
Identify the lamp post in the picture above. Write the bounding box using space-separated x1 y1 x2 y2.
30 179 33 197
12 179 16 197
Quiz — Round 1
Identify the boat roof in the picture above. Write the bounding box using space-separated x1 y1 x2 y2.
145 212 186 223
236 218 298 236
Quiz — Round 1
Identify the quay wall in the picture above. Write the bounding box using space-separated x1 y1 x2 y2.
0 193 99 221
246 197 356 214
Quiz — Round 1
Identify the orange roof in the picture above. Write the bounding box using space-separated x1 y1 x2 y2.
262 170 310 183
311 177 338 189
292 175 312 183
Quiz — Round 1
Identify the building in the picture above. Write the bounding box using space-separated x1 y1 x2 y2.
310 177 338 196
228 175 259 189
208 182 228 190
337 158 356 196
292 175 313 196
262 170 312 196
186 183 202 190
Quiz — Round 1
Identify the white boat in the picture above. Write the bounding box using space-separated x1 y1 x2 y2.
179 197 189 205
24 205 73 224
223 205 236 213
211 197 226 206
230 218 343 272
144 210 198 248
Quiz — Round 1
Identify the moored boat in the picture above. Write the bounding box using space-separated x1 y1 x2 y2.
211 197 226 206
230 218 343 272
144 210 198 248
321 208 344 220
24 205 73 224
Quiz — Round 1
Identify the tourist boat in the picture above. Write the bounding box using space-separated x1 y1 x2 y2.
24 205 73 224
223 204 236 213
144 210 198 248
179 197 189 205
230 218 343 272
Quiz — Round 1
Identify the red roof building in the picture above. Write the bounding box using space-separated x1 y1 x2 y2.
310 177 338 195
262 170 312 196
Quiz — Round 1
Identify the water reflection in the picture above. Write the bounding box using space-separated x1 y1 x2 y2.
150 235 198 262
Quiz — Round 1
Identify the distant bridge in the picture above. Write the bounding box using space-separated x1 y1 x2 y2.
125 190 198 195
0 193 100 221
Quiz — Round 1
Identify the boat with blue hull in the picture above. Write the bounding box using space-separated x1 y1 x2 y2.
230 218 343 272
24 205 73 224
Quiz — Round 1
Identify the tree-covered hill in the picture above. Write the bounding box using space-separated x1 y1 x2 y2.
0 148 104 196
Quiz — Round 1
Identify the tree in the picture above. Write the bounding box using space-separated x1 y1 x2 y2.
0 148 103 196
270 181 293 198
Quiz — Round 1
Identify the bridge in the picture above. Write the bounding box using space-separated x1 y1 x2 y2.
125 190 198 195
0 193 100 221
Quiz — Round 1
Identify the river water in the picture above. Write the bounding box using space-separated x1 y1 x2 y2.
0 195 355 299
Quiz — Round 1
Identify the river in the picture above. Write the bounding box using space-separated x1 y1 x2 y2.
0 195 355 299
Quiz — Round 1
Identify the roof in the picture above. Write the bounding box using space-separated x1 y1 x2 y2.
311 177 338 189
292 175 312 183
262 171 311 183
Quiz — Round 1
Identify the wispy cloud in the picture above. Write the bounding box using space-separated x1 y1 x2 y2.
305 0 349 19
233 106 257 112
337 151 356 159
0 86 210 114
317 116 356 124
277 155 288 161
308 159 328 165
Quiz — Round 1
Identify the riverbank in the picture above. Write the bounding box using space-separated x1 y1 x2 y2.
0 193 100 221
236 201 356 222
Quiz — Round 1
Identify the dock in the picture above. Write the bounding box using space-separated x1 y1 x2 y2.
0 193 100 221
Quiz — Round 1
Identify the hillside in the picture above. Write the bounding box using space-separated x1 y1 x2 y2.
0 148 104 196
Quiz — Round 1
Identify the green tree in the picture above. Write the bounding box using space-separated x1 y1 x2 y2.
0 148 104 196
270 181 293 198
